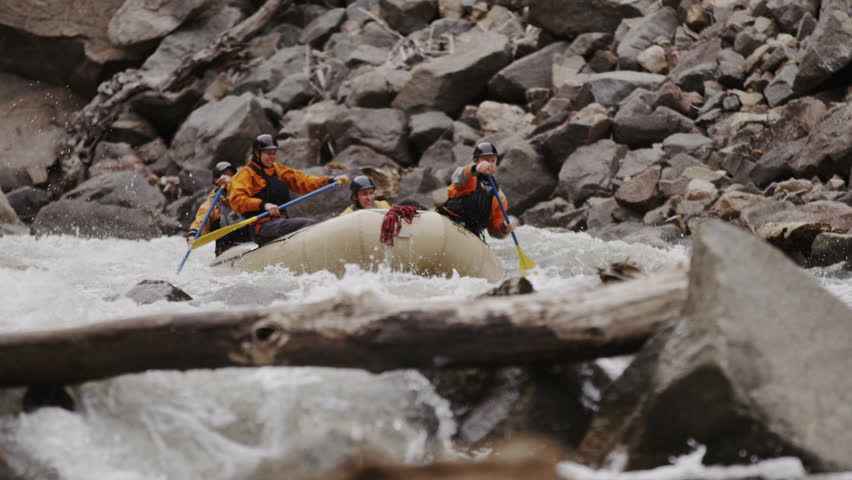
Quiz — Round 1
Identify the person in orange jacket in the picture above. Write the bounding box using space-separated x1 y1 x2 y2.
186 161 250 255
436 141 516 240
227 134 349 246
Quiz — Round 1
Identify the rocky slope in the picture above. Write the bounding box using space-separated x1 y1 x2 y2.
0 0 850 261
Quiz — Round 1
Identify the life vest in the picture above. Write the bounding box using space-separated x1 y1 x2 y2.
243 162 292 219
438 174 497 237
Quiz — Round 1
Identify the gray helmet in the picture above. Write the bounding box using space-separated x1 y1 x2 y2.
212 161 234 180
473 141 498 158
350 175 376 199
253 134 279 151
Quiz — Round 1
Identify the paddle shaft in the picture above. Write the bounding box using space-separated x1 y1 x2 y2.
191 180 341 250
177 187 225 273
485 174 521 246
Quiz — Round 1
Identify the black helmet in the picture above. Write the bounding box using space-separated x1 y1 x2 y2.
473 141 498 158
350 175 376 197
253 134 279 151
212 161 234 180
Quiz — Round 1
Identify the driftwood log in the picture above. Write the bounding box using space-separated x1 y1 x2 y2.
56 0 291 188
0 267 687 387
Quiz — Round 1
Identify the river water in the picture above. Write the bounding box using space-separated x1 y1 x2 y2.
1 227 850 479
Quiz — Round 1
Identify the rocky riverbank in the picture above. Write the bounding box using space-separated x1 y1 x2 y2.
0 0 850 268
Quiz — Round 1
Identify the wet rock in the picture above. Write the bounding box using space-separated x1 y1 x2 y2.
809 232 852 266
31 199 177 240
125 279 193 305
168 93 274 178
0 168 33 195
393 31 511 114
6 187 50 224
557 139 625 206
0 189 23 225
479 277 535 297
578 220 852 471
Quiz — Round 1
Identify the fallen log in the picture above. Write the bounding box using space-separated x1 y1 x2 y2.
0 267 687 387
56 0 291 188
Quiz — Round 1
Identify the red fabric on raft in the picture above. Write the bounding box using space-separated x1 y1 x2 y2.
380 206 419 246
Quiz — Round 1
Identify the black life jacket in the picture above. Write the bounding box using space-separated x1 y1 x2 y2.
243 162 292 219
438 173 498 238
212 194 250 254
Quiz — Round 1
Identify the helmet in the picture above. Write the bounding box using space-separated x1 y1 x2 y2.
350 175 376 197
473 141 498 158
212 161 234 180
253 134 279 152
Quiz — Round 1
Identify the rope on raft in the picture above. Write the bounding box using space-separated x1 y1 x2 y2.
380 206 419 246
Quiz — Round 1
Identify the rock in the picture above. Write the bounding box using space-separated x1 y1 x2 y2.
708 190 771 220
614 7 679 71
0 189 22 225
125 280 192 305
793 0 852 94
331 145 399 170
539 103 612 171
579 220 852 470
578 71 667 108
750 138 803 187
409 111 454 152
393 31 512 114
488 42 571 104
557 139 625 206
0 168 32 194
479 277 534 297
520 198 575 228
326 22 398 62
299 7 346 49
661 133 714 160
346 66 412 108
104 112 160 146
168 93 274 178
637 45 668 73
791 103 852 180
0 73 86 184
395 168 444 209
418 140 460 183
496 142 557 214
379 0 437 35
651 81 700 118
277 138 322 170
616 147 665 180
6 187 51 223
476 101 531 134
614 165 662 212
529 0 652 37
586 197 628 231
266 73 313 111
231 46 306 95
327 107 411 166
763 63 798 107
613 89 696 148
31 199 178 239
809 232 852 266
716 49 746 87
107 0 218 47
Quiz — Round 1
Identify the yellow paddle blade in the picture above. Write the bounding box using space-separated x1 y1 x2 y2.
191 215 259 250
516 244 537 276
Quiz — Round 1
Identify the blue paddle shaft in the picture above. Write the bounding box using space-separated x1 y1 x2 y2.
252 180 340 222
485 174 520 246
177 187 225 273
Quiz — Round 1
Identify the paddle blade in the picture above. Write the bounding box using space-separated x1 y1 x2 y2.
516 245 537 276
191 216 257 250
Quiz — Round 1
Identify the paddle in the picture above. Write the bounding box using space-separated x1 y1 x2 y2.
190 180 342 250
177 186 225 273
485 174 537 276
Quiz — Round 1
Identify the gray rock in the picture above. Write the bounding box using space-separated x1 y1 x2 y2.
661 133 714 160
32 199 178 239
417 140 457 182
763 63 798 107
809 232 852 266
395 167 444 209
557 139 625 205
578 71 667 108
614 165 662 212
331 145 399 170
125 280 192 305
299 7 346 49
540 107 612 170
0 168 32 194
613 90 696 148
529 0 652 37
230 46 306 95
6 186 50 223
614 7 679 71
326 22 398 62
327 107 411 166
346 67 411 108
716 49 746 87
581 220 852 470
488 41 571 104
520 197 574 227
168 93 274 176
409 111 454 152
496 142 557 214
616 147 665 179
105 112 160 146
793 0 852 95
379 0 438 35
766 0 819 34
392 31 511 114
568 32 614 58
62 171 167 210
266 73 314 111
278 138 322 170
791 103 852 180
0 189 22 225
107 0 217 47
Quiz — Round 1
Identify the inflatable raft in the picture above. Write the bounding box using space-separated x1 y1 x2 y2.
210 210 505 282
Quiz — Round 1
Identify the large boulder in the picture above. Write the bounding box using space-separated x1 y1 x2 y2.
392 31 511 114
488 41 572 104
326 108 411 166
614 7 679 71
0 73 86 185
577 71 667 108
529 0 654 37
793 0 852 95
230 46 306 95
495 142 557 215
578 220 852 471
556 139 626 206
107 0 220 47
168 93 274 181
379 0 438 35
613 89 696 148
790 103 852 180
